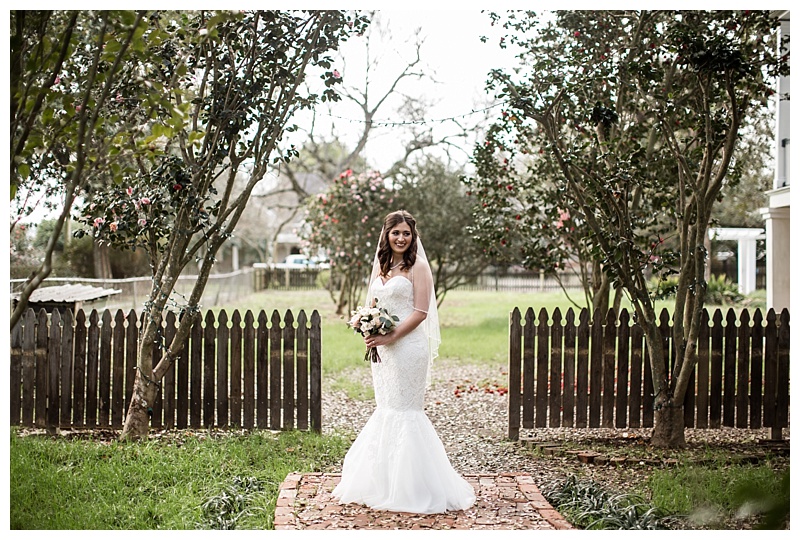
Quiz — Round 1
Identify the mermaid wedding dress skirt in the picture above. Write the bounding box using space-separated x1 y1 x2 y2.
332 277 476 514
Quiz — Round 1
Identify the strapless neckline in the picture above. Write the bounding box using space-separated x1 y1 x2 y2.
377 275 412 287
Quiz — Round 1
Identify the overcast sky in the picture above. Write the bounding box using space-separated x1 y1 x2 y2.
289 8 515 173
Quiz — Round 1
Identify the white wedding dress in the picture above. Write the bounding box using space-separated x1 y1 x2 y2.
331 275 476 514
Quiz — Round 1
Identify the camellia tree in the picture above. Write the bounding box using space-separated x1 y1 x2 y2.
472 10 788 447
68 10 368 440
465 122 615 312
302 169 396 315
9 10 179 329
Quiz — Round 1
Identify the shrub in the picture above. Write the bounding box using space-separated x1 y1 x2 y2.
542 475 677 530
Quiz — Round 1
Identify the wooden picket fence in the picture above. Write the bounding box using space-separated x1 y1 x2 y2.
508 307 790 440
10 307 322 433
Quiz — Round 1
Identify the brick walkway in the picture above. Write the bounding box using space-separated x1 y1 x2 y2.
274 472 573 530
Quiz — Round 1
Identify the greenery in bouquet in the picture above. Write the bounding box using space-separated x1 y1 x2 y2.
347 298 399 362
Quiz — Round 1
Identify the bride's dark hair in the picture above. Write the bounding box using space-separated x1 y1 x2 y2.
378 210 418 276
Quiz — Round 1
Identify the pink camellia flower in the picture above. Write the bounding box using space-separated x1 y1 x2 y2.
138 218 147 227
93 217 105 228
333 69 341 79
140 197 151 205
126 187 133 196
54 75 61 84
109 222 118 232
75 105 82 112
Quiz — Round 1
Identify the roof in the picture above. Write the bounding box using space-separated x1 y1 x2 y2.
19 284 122 304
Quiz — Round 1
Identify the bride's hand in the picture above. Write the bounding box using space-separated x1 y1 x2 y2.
364 333 392 348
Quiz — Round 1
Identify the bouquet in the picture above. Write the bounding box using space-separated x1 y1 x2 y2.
347 298 399 363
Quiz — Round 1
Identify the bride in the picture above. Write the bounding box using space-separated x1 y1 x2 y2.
331 210 476 514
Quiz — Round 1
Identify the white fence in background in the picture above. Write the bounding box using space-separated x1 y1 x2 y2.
9 268 257 312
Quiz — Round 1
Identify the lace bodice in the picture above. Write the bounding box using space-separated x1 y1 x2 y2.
370 276 415 320
368 276 428 411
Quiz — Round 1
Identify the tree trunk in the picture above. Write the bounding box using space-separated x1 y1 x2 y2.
93 240 112 279
336 273 351 316
651 404 687 448
120 322 160 440
592 265 610 314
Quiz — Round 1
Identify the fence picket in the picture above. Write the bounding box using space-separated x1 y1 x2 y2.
310 310 322 433
112 310 126 428
190 315 203 429
750 310 764 429
230 311 243 428
98 310 112 427
535 308 549 428
204 311 216 428
242 311 255 429
562 309 576 428
723 309 737 427
615 310 630 429
85 310 99 427
775 310 790 432
270 310 282 430
575 309 590 428
709 310 724 428
10 316 23 426
283 310 296 430
763 309 777 428
602 309 616 428
522 308 535 429
256 311 269 429
549 308 563 428
60 309 75 427
736 309 751 429
508 308 522 440
296 311 309 431
48 310 62 429
217 310 230 428
589 309 603 428
25 310 40 426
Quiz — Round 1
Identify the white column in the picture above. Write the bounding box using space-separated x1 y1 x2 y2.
760 207 791 312
737 238 758 294
232 244 240 272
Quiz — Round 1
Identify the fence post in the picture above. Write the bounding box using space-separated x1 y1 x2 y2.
310 310 322 433
508 308 521 441
774 309 790 440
